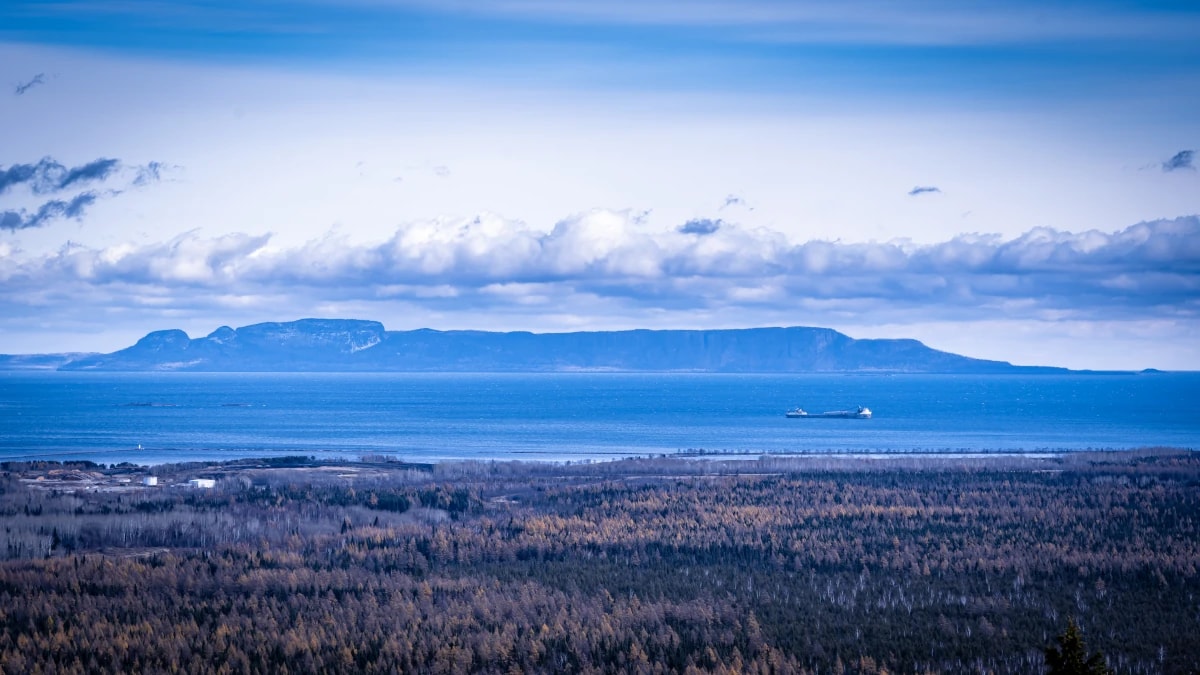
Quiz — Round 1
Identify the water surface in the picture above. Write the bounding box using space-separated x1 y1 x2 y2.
1 372 1196 464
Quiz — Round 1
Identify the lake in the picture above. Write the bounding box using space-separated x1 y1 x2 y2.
1 372 1197 465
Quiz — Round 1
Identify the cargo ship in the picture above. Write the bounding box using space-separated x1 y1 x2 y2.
785 406 872 419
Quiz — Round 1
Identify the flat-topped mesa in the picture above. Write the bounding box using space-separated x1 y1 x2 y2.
49 319 1065 373
229 319 387 352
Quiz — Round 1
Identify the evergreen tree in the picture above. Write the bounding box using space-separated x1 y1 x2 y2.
1045 619 1114 675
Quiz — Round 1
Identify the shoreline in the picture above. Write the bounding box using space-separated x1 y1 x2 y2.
6 447 1196 494
3 444 1194 466
4 441 1190 461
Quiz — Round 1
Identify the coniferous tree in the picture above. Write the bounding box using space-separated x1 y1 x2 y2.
1045 619 1113 675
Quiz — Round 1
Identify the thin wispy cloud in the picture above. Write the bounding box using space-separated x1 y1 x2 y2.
13 73 44 96
4 1 1198 67
1 192 97 231
58 158 120 190
133 161 167 186
0 157 121 195
908 186 941 196
422 0 1200 44
1162 150 1195 172
0 156 166 230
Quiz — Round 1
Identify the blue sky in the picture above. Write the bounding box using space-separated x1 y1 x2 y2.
1 0 1198 368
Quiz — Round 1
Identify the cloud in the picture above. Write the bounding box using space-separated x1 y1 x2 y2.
58 158 120 190
720 195 745 209
908 186 941 196
374 0 1200 46
0 212 23 230
0 157 124 195
1162 150 1195 172
0 156 167 230
0 163 39 195
0 192 97 231
14 74 44 96
200 1 1200 44
3 212 1197 329
134 161 167 186
678 218 722 235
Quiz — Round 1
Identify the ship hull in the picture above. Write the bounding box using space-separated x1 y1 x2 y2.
785 410 872 419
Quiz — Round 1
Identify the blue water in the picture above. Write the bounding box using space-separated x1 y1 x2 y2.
1 372 1197 465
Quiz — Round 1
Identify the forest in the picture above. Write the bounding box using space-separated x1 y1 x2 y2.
1 450 1198 674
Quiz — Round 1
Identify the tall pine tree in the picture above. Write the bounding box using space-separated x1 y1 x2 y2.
1045 619 1114 675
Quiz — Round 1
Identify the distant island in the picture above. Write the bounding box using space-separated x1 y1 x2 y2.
0 319 1067 373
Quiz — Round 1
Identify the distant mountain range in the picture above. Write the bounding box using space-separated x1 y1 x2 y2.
0 353 96 371
0 319 1066 373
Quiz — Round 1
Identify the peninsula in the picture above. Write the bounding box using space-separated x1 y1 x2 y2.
2 319 1065 373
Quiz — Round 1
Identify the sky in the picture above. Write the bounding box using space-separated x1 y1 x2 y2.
1 0 1198 370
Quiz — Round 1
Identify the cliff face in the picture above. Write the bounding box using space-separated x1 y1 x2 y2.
60 320 390 371
45 318 1058 372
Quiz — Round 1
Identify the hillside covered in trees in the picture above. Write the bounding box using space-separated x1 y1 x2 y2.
1 451 1197 673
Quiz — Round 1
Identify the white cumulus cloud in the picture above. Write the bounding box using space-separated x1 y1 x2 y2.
1 211 1197 365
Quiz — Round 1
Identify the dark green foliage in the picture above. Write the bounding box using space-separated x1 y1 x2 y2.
1046 619 1114 675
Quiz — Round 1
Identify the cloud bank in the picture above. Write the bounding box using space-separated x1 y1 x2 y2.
2 212 1196 330
15 0 1199 49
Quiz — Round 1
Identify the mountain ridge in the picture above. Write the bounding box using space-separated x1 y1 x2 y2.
0 318 1070 373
